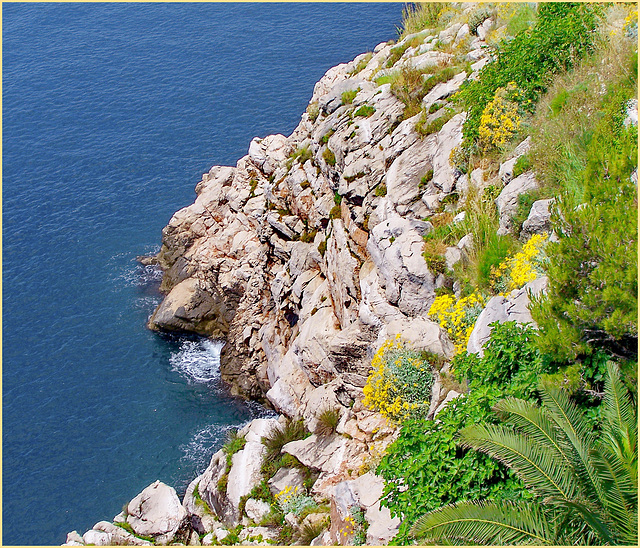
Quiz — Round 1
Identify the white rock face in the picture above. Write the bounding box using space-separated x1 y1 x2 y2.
521 199 553 240
226 440 269 521
329 472 400 545
244 499 272 523
467 277 548 356
367 215 436 317
496 171 539 235
126 481 187 544
429 112 466 195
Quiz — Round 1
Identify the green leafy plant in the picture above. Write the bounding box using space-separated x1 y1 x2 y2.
411 364 638 546
456 3 603 149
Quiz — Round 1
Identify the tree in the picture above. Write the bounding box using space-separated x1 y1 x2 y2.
410 363 638 545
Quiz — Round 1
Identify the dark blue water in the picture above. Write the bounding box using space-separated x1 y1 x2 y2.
2 3 402 545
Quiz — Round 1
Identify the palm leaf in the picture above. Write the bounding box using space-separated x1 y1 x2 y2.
410 500 554 545
459 423 577 502
538 383 606 509
493 397 575 468
602 362 638 474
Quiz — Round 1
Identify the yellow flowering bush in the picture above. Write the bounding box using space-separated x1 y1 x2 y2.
363 336 434 423
478 82 522 151
274 485 316 516
428 292 487 354
490 233 548 294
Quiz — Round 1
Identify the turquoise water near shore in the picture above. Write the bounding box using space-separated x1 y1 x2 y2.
2 3 402 544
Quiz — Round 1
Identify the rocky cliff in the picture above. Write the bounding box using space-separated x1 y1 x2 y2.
66 4 638 545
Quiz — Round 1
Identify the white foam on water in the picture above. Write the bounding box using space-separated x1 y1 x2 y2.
169 339 225 384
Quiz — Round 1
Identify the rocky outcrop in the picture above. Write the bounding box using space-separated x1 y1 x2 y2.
467 276 548 356
69 13 499 547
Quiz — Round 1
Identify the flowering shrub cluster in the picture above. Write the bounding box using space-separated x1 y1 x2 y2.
490 233 548 294
478 82 523 151
363 336 434 423
428 292 487 353
274 486 316 516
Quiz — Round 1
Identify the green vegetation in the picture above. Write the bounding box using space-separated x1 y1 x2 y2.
261 418 309 463
374 183 387 197
456 3 603 151
363 338 435 423
353 104 375 118
341 88 359 105
315 407 341 436
217 429 246 493
411 364 637 546
415 106 456 136
322 147 336 166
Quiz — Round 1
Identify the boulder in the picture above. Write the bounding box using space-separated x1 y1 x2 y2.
496 171 538 235
148 277 230 338
126 480 188 544
366 215 436 317
93 521 153 546
377 317 454 359
244 499 272 523
226 441 268 522
429 113 466 195
82 530 111 546
467 276 548 356
520 199 553 240
268 467 307 497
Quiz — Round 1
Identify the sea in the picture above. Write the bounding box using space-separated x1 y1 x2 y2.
2 2 403 545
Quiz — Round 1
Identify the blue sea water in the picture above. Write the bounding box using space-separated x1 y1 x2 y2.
2 3 402 545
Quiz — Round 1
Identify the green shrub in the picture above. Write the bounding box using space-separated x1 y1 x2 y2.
307 102 320 123
315 407 341 436
374 183 387 197
320 128 334 145
428 102 442 114
322 147 336 166
261 418 309 462
341 88 359 105
531 104 638 362
419 169 434 189
354 105 376 118
329 204 341 220
317 239 327 257
275 486 317 516
452 321 547 399
422 239 447 275
377 385 529 544
456 3 603 149
416 107 456 136
363 338 435 422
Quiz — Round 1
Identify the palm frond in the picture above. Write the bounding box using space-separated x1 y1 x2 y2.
538 383 606 508
602 362 638 473
493 397 574 468
410 500 554 545
459 423 577 502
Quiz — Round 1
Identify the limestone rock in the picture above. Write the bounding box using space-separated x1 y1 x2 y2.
520 199 553 240
496 171 538 235
378 317 454 359
126 480 188 544
82 530 110 546
367 215 436 317
244 499 272 523
429 112 466 195
148 277 230 338
226 441 268 522
93 521 154 546
467 276 548 356
268 467 307 497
